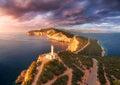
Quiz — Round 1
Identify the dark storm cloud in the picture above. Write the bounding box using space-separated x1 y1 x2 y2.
0 0 66 17
0 0 120 25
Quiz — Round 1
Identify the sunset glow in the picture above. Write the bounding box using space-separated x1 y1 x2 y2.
0 0 120 32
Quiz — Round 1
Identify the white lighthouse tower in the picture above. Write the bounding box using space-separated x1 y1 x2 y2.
50 45 56 59
51 45 54 56
45 45 56 60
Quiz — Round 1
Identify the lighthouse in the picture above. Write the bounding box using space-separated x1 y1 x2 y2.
51 45 54 56
45 45 56 60
50 45 56 59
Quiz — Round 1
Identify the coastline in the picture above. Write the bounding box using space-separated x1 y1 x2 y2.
15 29 109 85
97 40 105 57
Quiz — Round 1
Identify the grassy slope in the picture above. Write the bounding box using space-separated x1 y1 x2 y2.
58 51 93 85
28 28 88 52
94 56 120 85
37 60 66 85
22 28 120 85
79 39 102 56
28 28 74 38
51 75 68 85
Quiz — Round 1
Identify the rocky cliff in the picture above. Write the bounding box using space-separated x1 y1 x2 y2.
46 29 71 42
27 28 88 52
67 36 88 52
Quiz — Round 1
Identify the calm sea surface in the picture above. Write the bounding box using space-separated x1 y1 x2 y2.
0 32 67 85
0 32 120 85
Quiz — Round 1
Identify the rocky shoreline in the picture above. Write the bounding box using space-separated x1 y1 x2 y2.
27 29 88 52
16 70 27 84
15 28 104 84
97 40 105 57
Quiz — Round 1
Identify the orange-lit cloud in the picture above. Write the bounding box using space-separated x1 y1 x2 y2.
0 16 21 32
0 15 56 32
0 0 120 32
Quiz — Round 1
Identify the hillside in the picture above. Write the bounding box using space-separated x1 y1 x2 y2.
27 28 88 52
16 52 93 85
16 53 120 85
15 28 120 85
94 56 120 85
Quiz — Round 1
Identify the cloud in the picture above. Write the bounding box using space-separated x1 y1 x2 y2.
0 0 120 28
0 0 66 17
62 8 84 18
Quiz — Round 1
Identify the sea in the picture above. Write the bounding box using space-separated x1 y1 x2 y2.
0 32 67 85
0 32 120 85
73 32 120 56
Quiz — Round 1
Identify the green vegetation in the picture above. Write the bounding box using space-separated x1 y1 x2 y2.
47 28 74 38
22 61 37 85
112 80 119 85
37 60 66 85
25 28 120 85
68 35 88 52
79 39 102 56
52 75 68 85
28 28 89 53
97 62 106 84
78 56 93 69
28 28 74 38
58 51 80 68
72 67 84 85
58 51 93 84
58 51 93 70
94 56 120 85
76 36 88 51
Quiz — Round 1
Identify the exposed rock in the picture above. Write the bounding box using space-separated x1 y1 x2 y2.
22 61 36 85
26 28 87 52
47 32 71 42
16 70 27 84
67 36 87 52
67 36 80 52
26 31 44 36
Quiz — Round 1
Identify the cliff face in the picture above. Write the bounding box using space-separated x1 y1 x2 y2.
46 29 71 42
26 30 45 36
27 29 72 42
67 36 88 52
16 70 27 84
27 28 88 52
22 61 36 85
67 36 80 52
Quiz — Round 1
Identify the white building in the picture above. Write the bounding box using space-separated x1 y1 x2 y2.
46 45 56 60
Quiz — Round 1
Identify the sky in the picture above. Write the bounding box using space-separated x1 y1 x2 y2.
0 0 120 32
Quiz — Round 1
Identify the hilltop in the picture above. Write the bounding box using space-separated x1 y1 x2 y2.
15 28 120 85
27 28 88 52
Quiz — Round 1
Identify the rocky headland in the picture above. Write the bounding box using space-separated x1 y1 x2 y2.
15 28 120 85
27 28 88 52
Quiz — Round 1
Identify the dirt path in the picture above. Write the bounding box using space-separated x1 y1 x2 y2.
75 38 90 54
72 63 83 72
32 54 73 85
81 69 90 85
67 68 72 85
32 57 50 85
57 57 73 85
43 56 73 85
103 66 110 85
32 62 44 85
87 58 100 85
43 67 72 85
